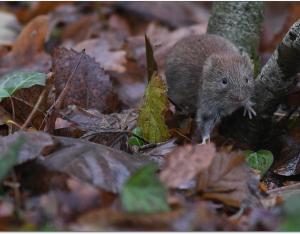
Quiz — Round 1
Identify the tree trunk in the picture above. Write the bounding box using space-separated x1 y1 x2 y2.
207 2 264 75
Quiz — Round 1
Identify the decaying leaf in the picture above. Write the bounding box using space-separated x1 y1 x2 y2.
57 106 137 148
0 131 55 164
12 15 49 61
21 175 115 229
74 38 127 73
60 105 138 133
145 34 158 81
39 135 152 193
0 11 21 46
137 72 170 143
197 149 259 208
160 143 216 188
52 47 119 113
0 135 24 182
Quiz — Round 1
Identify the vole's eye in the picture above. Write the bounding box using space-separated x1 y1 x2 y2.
246 78 249 83
222 77 228 85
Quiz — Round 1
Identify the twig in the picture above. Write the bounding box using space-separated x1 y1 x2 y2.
21 88 46 130
9 96 15 122
42 49 85 130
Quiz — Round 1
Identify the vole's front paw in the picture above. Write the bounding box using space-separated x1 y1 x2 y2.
243 101 256 119
200 135 210 145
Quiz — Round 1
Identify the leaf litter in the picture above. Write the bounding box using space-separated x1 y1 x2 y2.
0 1 299 231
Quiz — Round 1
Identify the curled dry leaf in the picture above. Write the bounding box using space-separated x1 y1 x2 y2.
57 105 138 149
197 149 259 208
60 105 138 133
159 143 216 188
52 47 119 114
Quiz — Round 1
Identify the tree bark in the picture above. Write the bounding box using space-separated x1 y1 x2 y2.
207 2 264 74
208 2 300 147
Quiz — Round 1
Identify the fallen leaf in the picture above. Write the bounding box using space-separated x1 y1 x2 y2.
12 15 49 62
0 71 47 102
0 135 24 182
160 143 216 188
115 2 210 28
52 47 119 114
0 131 55 164
137 72 170 143
279 194 300 231
197 149 259 207
62 14 102 44
145 34 158 81
74 37 127 73
25 178 114 226
57 105 137 149
244 150 274 175
0 11 21 46
121 163 170 214
72 201 226 231
39 135 152 193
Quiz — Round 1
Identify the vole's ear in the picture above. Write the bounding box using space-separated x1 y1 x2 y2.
241 52 254 71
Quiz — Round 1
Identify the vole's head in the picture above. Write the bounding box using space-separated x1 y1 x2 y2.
201 52 254 109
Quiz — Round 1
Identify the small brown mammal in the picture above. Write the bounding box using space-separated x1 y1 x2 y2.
165 34 255 143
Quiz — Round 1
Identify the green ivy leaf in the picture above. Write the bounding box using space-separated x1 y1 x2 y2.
280 195 300 231
0 71 47 101
128 127 145 147
121 163 170 214
0 136 25 182
244 149 273 175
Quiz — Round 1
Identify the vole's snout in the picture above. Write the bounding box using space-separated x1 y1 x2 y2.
231 94 247 102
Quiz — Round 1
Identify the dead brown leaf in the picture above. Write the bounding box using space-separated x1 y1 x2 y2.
74 38 127 73
160 143 216 188
39 135 152 193
0 131 55 164
52 47 119 114
72 201 228 231
62 14 102 44
0 15 51 75
56 105 137 149
197 149 258 208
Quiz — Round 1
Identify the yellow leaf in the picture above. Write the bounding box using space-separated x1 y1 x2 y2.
137 72 170 143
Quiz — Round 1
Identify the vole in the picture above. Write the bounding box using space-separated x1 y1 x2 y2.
165 34 255 144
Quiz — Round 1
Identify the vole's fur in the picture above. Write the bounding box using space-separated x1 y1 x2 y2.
165 34 255 143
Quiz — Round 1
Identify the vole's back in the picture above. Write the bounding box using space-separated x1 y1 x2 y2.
165 34 239 115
